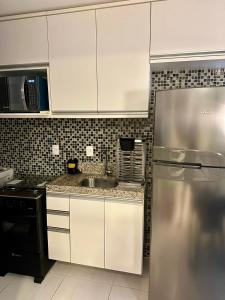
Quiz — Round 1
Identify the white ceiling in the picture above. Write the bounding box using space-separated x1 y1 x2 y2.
0 0 121 16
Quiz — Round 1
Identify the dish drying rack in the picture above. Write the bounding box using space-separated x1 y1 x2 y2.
116 138 146 185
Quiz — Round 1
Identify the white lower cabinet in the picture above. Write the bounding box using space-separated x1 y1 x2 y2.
47 212 70 229
105 200 144 275
46 194 69 211
46 193 143 274
47 193 71 262
47 229 70 262
70 196 105 268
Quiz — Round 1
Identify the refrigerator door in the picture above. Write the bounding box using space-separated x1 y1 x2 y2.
154 87 225 167
150 164 225 300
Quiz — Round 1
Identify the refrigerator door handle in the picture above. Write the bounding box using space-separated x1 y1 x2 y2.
154 161 202 169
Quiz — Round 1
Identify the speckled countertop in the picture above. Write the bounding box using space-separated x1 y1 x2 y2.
47 173 145 200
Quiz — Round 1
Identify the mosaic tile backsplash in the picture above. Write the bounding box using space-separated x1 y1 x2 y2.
0 68 225 257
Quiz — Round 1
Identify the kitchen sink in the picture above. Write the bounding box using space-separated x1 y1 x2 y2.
80 177 118 189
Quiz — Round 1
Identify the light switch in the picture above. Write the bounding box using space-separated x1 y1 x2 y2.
52 145 60 155
86 146 94 157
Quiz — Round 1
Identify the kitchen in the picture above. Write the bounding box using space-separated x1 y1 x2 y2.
0 0 225 299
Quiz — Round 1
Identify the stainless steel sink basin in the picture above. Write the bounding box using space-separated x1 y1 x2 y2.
80 177 118 189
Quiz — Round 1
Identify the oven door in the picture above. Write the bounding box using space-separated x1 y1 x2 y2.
1 215 40 253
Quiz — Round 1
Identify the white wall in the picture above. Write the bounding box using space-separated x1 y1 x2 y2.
0 0 121 16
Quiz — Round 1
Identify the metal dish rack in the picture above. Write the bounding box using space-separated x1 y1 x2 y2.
116 139 146 184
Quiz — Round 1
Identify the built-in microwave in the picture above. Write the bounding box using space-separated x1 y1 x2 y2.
0 75 49 113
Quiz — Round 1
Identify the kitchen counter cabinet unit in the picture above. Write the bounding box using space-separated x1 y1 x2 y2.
46 175 144 274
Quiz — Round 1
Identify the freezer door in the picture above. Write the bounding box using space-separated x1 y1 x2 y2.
154 87 225 167
150 165 225 300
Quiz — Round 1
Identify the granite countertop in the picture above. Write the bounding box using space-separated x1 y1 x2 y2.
47 173 145 200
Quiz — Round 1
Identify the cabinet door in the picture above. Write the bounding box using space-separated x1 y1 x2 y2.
0 17 48 66
47 213 70 229
48 229 70 262
47 194 70 211
70 196 104 268
96 4 150 112
47 11 97 112
105 200 144 274
151 0 225 56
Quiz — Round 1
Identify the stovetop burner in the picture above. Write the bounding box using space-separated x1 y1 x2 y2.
0 174 56 199
0 185 45 199
6 174 56 189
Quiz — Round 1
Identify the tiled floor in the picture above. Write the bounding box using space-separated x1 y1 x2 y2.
0 260 149 300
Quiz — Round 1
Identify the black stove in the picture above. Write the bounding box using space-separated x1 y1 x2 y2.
0 186 44 199
6 174 55 187
0 174 55 199
0 174 55 283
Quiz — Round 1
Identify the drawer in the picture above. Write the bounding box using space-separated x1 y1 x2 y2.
47 211 69 229
47 228 70 262
47 194 69 211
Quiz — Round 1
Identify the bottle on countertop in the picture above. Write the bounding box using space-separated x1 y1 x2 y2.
67 158 80 175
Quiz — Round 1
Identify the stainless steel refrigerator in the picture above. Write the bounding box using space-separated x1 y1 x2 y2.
149 87 225 300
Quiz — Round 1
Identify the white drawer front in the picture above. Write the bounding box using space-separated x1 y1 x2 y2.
47 213 69 229
47 194 69 211
48 229 70 262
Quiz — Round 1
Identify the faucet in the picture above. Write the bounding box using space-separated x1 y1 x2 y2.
101 147 112 177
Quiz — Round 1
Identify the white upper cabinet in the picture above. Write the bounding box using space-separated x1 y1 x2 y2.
96 4 150 112
0 17 48 66
151 0 225 56
47 11 97 112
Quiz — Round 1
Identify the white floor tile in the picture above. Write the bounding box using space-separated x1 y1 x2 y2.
53 277 111 300
52 275 79 300
0 262 150 300
0 274 16 293
66 264 116 284
49 262 72 276
0 272 64 300
0 275 36 300
67 264 96 281
22 273 64 300
91 268 116 284
71 279 111 300
109 286 148 300
114 272 149 291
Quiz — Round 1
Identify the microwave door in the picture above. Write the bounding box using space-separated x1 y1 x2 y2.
0 77 10 112
8 76 28 112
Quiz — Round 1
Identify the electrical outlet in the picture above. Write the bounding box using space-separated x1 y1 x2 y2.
86 146 94 157
52 145 59 155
